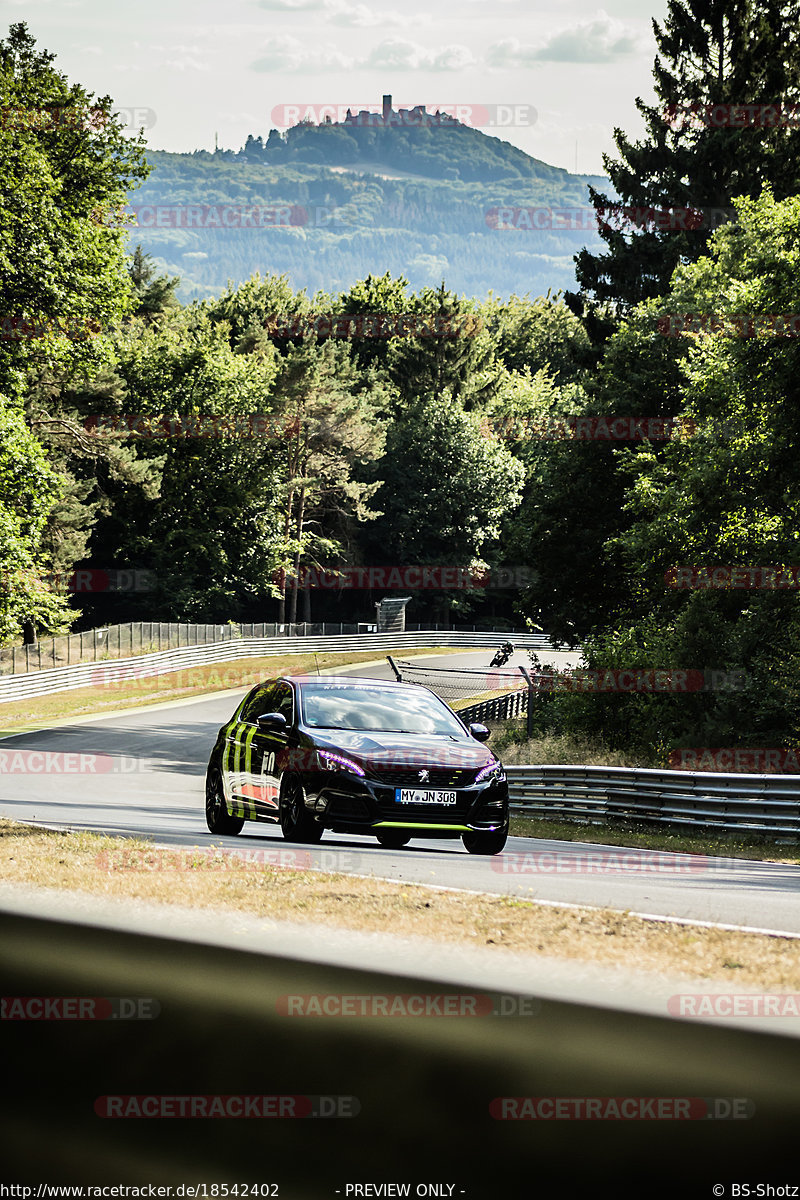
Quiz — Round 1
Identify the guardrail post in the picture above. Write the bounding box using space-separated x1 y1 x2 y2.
518 665 534 739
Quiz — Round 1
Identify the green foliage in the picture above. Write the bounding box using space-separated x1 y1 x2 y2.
556 189 800 755
363 397 524 566
570 0 800 325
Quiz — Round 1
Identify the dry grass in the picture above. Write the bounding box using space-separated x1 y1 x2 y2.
3 818 800 991
0 646 467 736
488 724 650 768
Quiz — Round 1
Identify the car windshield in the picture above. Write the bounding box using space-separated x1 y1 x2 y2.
300 683 466 735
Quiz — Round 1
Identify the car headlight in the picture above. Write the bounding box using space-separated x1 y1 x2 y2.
317 749 366 777
475 759 506 784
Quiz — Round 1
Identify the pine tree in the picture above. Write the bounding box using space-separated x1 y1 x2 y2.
568 0 800 337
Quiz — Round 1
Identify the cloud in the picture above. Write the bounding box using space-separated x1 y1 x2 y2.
252 33 473 73
258 0 327 8
252 35 353 72
487 11 641 66
159 57 208 72
258 0 423 26
365 38 477 72
326 1 409 28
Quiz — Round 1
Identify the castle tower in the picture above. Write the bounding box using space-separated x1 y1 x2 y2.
382 94 392 122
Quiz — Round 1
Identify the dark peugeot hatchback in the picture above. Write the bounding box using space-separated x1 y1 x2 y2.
205 675 509 854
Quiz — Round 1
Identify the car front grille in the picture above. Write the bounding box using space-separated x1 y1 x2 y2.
375 798 472 823
368 767 477 788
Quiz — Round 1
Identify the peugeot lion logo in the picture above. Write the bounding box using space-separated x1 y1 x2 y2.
418 769 430 783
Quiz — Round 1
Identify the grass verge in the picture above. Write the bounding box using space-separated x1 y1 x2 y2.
487 723 655 768
2 818 800 990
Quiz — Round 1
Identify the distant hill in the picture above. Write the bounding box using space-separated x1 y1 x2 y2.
127 109 610 302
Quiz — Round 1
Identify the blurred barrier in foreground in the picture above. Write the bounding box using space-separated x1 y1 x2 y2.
2 906 800 1189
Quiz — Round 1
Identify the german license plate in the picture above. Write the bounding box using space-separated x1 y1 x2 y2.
395 789 457 805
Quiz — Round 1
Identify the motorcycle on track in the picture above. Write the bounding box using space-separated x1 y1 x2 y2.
490 641 515 668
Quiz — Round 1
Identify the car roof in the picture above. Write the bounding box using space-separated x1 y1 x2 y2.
284 674 414 688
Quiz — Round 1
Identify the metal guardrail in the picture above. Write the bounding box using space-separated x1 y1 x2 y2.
0 629 553 704
505 764 800 835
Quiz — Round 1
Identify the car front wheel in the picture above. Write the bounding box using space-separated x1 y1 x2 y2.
462 828 508 855
205 765 245 835
279 776 323 843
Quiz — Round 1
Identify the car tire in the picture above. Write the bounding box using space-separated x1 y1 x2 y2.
375 830 412 849
205 764 245 835
279 776 323 843
461 828 508 855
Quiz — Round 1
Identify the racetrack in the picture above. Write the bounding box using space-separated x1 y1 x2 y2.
3 649 800 935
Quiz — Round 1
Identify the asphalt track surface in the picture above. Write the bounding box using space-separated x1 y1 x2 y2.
2 649 800 934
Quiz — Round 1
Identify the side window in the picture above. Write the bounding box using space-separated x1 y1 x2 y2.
272 682 295 727
240 683 277 725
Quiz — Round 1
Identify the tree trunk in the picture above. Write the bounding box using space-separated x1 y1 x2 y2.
288 480 306 625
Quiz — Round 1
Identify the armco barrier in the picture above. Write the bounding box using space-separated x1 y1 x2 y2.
2 904 800 1186
506 763 800 835
0 629 551 704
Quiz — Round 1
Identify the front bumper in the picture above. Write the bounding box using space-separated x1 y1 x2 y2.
301 770 509 837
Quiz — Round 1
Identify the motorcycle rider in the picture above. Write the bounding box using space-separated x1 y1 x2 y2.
490 641 515 667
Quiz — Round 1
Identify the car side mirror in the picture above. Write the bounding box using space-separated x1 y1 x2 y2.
469 722 490 742
256 712 287 734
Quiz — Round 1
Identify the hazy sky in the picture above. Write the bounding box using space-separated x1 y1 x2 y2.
4 0 669 174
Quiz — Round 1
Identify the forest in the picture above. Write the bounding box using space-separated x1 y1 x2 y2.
4 1 800 760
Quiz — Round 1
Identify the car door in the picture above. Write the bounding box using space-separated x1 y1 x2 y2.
224 682 277 818
251 680 296 816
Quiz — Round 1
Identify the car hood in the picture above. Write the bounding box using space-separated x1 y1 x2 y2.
311 729 494 770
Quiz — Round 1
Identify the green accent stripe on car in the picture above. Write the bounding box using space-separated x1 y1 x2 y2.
374 822 472 831
228 798 258 820
222 719 237 814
